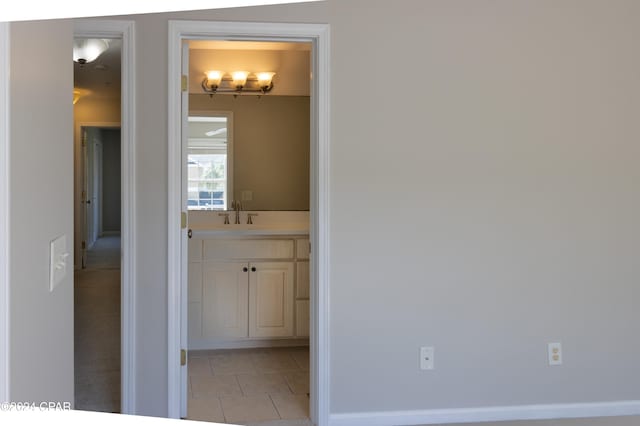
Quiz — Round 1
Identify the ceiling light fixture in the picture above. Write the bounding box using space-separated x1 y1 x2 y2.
201 70 276 96
73 38 110 65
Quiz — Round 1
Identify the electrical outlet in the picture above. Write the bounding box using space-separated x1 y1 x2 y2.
548 342 562 366
420 346 435 370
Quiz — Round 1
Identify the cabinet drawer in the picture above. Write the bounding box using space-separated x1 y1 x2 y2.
296 261 309 299
204 239 294 260
296 238 309 259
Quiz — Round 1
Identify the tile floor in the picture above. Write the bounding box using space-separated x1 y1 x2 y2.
187 347 310 425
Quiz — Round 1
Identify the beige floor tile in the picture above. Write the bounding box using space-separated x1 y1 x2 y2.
282 371 309 395
220 395 280 423
237 373 292 396
187 397 225 423
270 394 309 420
188 357 212 376
188 350 210 359
287 348 309 371
191 374 242 398
251 352 299 373
246 419 314 426
210 352 256 375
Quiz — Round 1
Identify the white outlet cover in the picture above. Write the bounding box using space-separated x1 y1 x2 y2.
49 234 68 292
548 342 562 366
420 346 435 370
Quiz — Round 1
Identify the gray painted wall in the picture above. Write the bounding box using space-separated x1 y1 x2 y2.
101 128 121 233
118 0 640 416
7 0 640 420
9 20 74 404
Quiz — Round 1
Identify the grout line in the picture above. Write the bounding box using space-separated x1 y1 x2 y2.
207 357 215 375
235 374 247 397
268 394 284 420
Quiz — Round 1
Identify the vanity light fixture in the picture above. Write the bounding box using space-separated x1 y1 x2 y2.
201 70 276 96
73 38 110 65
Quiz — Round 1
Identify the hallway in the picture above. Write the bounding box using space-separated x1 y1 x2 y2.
74 236 121 412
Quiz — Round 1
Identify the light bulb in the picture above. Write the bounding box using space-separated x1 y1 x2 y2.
205 70 223 87
257 72 275 89
232 71 249 88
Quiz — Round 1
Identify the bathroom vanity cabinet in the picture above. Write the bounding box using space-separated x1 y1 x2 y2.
188 235 310 349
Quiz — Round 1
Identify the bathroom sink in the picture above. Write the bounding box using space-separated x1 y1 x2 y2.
188 210 309 237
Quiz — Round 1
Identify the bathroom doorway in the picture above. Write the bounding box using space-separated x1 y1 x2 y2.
185 39 311 424
167 21 330 425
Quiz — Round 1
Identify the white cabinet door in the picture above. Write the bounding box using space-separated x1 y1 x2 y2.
249 262 294 338
188 262 203 339
295 300 310 337
296 261 309 299
202 262 249 339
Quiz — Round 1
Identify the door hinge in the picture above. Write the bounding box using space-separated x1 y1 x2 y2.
181 75 188 92
181 211 187 229
81 241 86 250
309 241 311 254
180 349 187 366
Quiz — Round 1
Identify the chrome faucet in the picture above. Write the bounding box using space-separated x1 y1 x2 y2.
232 200 242 224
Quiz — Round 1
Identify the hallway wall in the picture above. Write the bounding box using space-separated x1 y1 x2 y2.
101 128 121 234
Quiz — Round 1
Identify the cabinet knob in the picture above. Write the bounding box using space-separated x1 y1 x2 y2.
187 229 192 239
251 266 256 272
243 267 248 272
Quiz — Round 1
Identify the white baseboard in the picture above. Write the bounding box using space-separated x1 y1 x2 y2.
329 400 640 426
100 231 121 237
189 338 309 351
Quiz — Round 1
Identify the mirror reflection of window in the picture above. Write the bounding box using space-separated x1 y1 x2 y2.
187 114 233 210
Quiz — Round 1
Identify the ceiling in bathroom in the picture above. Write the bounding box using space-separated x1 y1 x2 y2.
188 40 312 96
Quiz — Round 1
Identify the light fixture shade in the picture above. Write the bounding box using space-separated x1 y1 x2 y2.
232 71 249 88
73 38 109 64
256 72 276 88
205 70 223 87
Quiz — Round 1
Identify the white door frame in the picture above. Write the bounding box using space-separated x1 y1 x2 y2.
0 22 11 404
74 20 137 414
167 20 330 425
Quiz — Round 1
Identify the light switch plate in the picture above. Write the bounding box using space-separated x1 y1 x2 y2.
241 190 253 201
49 234 69 292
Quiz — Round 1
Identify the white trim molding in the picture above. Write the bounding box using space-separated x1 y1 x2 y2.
167 20 330 425
0 21 11 404
329 400 640 426
74 19 136 415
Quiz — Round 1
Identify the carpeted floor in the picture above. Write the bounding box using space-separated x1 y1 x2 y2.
85 235 121 269
74 237 121 413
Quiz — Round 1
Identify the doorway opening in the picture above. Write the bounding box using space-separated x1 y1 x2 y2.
167 21 330 426
185 39 311 424
72 19 136 415
81 125 122 269
73 36 122 413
